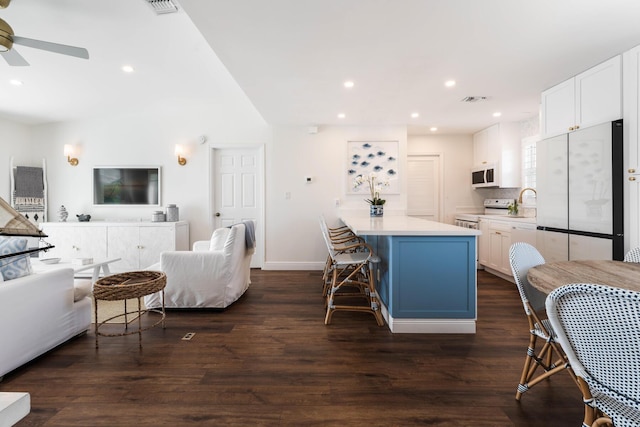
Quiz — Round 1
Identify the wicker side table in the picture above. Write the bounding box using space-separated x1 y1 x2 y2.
93 270 167 348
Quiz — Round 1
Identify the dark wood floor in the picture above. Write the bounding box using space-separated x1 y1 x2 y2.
2 270 584 426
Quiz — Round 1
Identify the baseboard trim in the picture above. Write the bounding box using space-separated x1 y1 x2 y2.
481 266 515 283
262 261 325 271
381 302 476 334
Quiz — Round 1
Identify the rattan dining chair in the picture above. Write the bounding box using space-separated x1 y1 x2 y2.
508 242 577 401
546 283 640 427
623 246 640 263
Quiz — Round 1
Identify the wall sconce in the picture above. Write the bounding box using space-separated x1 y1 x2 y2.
175 144 187 166
64 144 78 166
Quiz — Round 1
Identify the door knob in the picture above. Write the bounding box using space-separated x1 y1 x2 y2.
629 168 636 174
215 212 221 217
630 177 637 181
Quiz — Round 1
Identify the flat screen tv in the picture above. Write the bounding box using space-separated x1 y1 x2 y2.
93 166 161 206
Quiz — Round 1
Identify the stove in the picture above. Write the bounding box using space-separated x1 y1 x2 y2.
454 198 515 227
483 198 516 215
454 198 515 271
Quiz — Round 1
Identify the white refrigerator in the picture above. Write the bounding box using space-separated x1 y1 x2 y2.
536 120 624 262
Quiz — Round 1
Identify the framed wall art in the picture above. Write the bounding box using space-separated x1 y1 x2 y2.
346 140 399 194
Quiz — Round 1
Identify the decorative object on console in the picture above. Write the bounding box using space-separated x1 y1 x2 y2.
151 211 165 222
166 204 179 222
76 214 91 222
58 205 68 222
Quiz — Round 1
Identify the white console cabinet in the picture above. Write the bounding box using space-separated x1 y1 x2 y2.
40 221 189 273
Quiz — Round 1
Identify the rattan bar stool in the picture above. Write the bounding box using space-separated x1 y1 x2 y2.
321 225 384 326
319 216 364 297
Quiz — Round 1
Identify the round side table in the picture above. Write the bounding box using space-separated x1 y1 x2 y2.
93 271 167 348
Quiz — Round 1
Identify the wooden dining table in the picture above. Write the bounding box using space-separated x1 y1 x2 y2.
528 259 640 426
527 259 640 294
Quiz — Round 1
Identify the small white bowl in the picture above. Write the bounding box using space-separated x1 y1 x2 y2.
40 258 61 265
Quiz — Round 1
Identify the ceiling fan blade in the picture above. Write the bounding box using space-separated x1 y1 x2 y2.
0 48 29 66
12 36 89 59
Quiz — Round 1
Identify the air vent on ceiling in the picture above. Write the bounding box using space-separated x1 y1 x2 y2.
146 0 178 14
461 96 490 103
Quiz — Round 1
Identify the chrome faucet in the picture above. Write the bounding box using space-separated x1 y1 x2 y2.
518 187 537 204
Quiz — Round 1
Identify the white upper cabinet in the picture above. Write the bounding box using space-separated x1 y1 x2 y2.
473 124 499 165
541 55 622 138
473 122 521 188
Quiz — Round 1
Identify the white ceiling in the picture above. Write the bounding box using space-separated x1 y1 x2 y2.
3 0 640 134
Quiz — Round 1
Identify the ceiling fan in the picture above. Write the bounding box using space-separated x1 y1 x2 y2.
0 0 89 66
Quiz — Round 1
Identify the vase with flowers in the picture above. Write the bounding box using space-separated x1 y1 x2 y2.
353 172 389 217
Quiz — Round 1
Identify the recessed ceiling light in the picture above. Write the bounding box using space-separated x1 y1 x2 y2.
445 80 456 87
9 79 22 86
411 112 419 118
344 81 354 88
121 65 135 73
430 127 438 132
493 112 502 117
337 113 346 119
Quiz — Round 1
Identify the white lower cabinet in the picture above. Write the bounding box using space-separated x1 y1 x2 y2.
479 218 538 278
40 221 189 273
478 219 490 266
488 221 512 276
41 225 108 259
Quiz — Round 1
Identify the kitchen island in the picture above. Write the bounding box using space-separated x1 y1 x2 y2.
340 213 480 333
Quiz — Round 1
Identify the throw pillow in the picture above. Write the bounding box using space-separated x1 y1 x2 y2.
209 227 231 251
0 237 33 281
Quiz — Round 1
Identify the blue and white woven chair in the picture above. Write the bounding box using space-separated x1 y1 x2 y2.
623 247 640 263
546 283 640 427
509 242 577 400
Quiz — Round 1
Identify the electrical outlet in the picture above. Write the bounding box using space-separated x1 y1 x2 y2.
182 332 195 341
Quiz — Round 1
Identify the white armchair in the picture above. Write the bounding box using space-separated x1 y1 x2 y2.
144 222 255 309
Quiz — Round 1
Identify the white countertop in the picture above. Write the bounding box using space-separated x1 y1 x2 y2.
340 213 481 236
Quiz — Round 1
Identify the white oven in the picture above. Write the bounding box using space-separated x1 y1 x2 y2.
455 214 480 230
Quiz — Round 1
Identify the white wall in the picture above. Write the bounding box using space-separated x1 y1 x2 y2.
407 133 484 223
265 125 408 269
3 115 482 270
27 101 269 244
0 118 34 201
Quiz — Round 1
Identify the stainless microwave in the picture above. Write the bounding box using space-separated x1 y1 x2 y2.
471 164 498 188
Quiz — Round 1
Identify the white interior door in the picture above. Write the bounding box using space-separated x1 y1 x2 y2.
407 154 441 220
212 147 263 268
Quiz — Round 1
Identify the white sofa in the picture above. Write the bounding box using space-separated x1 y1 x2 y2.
0 268 91 379
144 222 254 309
